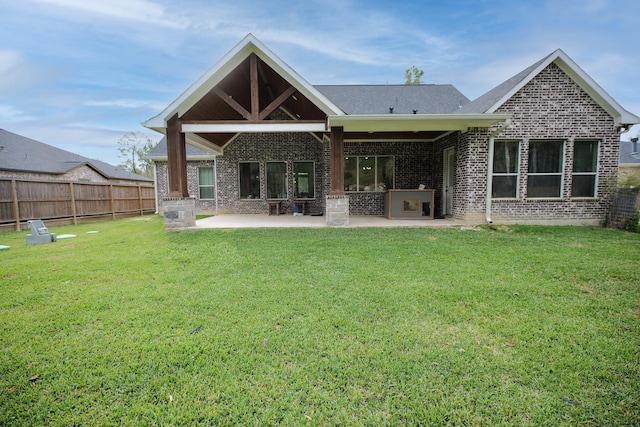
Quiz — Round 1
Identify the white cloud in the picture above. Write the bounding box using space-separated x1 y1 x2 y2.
84 99 167 111
0 50 23 74
31 0 187 28
0 105 35 122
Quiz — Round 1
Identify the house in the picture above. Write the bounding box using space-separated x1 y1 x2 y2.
143 34 639 229
619 124 640 185
0 129 153 186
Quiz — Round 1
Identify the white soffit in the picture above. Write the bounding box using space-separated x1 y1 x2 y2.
182 123 327 133
328 114 511 132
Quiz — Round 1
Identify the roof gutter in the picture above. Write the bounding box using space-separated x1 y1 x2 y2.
485 118 511 224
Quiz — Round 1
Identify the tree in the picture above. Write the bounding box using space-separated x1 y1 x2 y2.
404 66 424 84
117 131 155 178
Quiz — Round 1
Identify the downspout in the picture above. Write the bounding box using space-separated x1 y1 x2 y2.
214 156 219 214
152 162 159 214
485 119 511 224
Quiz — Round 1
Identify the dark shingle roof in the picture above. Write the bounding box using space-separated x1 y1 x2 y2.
315 84 470 115
0 129 152 182
146 137 217 159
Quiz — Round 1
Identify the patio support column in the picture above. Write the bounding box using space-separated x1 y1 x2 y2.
327 126 349 226
329 126 345 195
163 113 195 230
167 113 188 197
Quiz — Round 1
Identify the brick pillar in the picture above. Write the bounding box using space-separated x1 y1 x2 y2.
163 197 196 230
326 195 349 226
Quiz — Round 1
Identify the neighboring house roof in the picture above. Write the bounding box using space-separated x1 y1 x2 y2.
0 129 153 182
458 49 639 127
620 124 640 164
145 137 216 161
315 84 469 115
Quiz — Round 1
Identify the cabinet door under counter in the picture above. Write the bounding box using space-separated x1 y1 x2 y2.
385 189 435 219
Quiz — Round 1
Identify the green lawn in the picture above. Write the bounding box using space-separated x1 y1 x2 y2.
1 216 639 426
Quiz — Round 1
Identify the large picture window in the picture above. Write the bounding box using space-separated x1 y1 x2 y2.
571 140 599 197
492 141 520 198
239 162 260 200
527 140 564 198
344 156 394 192
293 161 314 199
266 162 287 199
198 167 215 200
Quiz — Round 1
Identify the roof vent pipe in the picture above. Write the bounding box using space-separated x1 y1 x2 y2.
389 107 394 114
485 118 511 224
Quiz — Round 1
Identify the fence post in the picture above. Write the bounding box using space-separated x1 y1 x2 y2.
11 179 20 231
138 185 143 216
69 182 77 224
109 185 116 219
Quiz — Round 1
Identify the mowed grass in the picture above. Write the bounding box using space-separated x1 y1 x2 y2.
1 216 639 426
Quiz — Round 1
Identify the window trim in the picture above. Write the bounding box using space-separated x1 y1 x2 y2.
527 140 565 199
266 161 288 200
491 140 520 200
197 166 215 200
293 160 315 200
571 139 599 199
344 155 395 192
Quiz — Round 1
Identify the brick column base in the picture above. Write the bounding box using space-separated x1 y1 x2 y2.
163 197 196 230
326 195 349 226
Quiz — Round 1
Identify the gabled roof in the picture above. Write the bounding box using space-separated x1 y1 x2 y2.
143 34 343 132
458 49 639 127
316 84 469 115
0 129 152 182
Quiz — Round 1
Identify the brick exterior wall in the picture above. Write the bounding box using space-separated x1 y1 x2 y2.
486 63 619 224
343 141 433 215
215 132 326 214
154 160 216 213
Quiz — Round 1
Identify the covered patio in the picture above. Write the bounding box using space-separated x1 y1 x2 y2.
194 214 464 229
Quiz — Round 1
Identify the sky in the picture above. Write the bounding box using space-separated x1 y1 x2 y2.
1 0 639 166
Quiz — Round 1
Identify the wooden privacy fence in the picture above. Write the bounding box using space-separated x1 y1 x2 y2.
0 178 156 232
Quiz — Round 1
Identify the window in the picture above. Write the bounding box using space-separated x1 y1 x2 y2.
293 161 314 199
527 140 564 198
198 167 215 199
239 162 260 199
492 141 520 198
266 162 287 199
572 140 599 197
344 156 394 192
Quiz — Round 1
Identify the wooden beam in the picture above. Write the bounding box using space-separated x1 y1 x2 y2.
329 127 345 195
167 113 189 197
259 86 297 120
212 87 251 120
250 54 259 121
